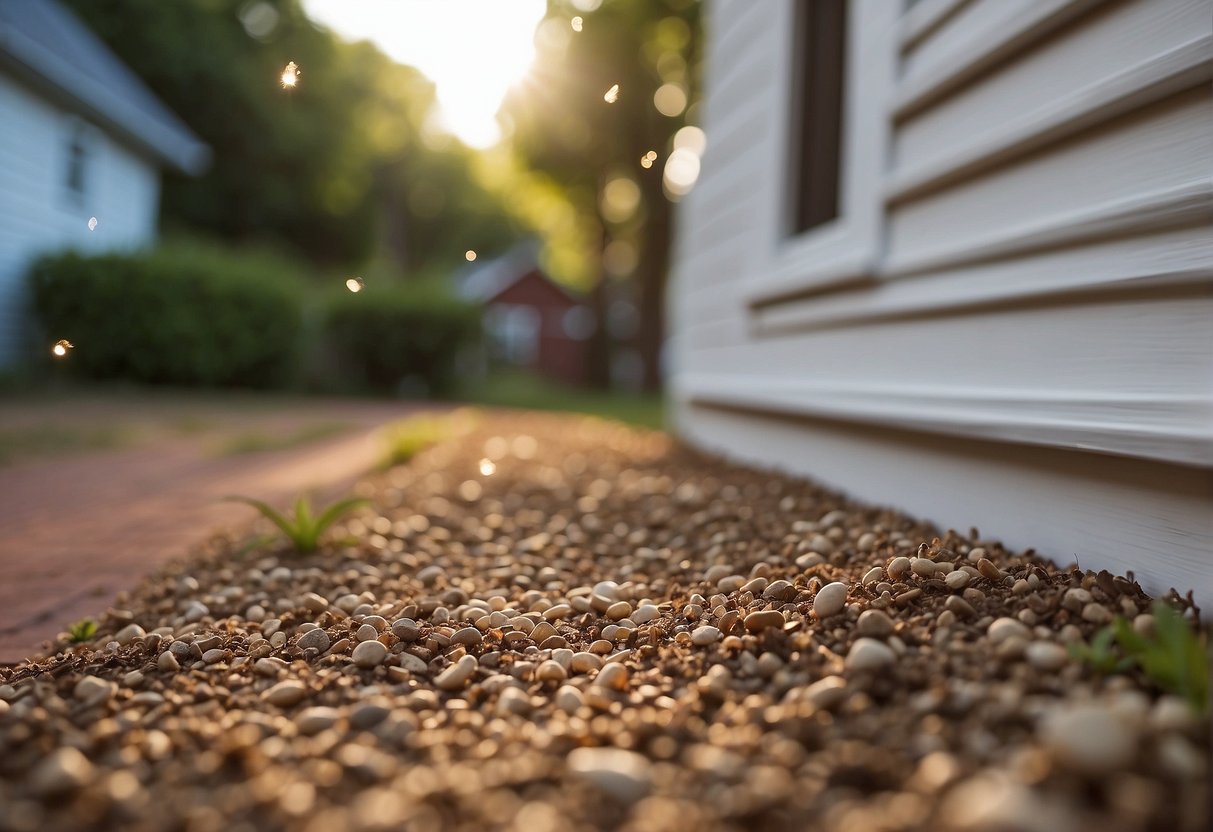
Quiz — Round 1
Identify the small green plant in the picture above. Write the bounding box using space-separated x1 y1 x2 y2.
1068 626 1135 675
226 493 367 553
380 414 451 468
1112 601 1209 715
66 618 97 643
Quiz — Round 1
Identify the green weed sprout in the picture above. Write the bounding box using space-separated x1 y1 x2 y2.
1112 601 1209 715
226 493 367 554
66 618 97 644
380 414 451 469
1068 626 1135 675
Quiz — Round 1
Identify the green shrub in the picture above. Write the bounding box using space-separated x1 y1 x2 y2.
28 244 306 388
321 281 480 395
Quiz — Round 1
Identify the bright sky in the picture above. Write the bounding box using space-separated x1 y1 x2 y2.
302 0 547 148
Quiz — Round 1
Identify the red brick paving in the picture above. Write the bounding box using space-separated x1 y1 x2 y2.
0 399 434 661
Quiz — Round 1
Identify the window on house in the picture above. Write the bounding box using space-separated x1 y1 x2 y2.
789 0 847 235
65 123 90 198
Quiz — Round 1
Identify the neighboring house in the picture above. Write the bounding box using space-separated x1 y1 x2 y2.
0 0 209 364
669 0 1213 602
457 244 595 386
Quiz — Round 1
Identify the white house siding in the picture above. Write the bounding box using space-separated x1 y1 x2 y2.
0 71 160 363
669 0 1213 603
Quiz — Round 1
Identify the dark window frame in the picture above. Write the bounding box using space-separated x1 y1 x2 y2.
788 0 847 236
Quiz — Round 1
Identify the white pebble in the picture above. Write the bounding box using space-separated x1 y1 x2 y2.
435 655 478 690
1024 641 1068 671
1040 703 1138 774
29 747 93 796
295 706 340 735
296 628 330 653
691 626 721 646
567 747 653 801
804 675 848 709
263 680 308 707
813 582 848 619
987 618 1030 644
114 624 145 646
351 639 388 668
845 638 896 672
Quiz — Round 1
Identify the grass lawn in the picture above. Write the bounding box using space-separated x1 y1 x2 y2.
462 371 665 430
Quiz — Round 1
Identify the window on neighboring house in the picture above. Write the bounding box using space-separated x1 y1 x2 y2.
65 122 90 198
789 0 847 235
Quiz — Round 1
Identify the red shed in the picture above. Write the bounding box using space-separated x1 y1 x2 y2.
458 247 595 386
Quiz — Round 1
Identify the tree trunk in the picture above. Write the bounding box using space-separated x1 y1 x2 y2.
634 186 672 392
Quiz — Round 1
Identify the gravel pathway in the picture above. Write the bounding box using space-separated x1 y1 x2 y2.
0 413 1206 831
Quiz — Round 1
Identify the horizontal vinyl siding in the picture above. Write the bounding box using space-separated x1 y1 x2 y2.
670 0 1213 603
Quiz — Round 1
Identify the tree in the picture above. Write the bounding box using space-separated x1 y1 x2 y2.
501 0 702 390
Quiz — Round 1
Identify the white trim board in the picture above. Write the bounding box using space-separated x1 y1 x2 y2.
678 375 1213 468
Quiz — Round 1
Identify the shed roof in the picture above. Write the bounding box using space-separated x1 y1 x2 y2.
0 0 210 174
456 240 583 305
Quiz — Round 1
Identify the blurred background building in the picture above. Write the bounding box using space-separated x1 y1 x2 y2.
669 0 1213 601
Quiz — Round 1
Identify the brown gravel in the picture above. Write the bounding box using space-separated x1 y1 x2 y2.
0 412 1207 832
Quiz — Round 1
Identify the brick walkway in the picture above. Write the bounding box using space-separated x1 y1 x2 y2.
0 398 432 661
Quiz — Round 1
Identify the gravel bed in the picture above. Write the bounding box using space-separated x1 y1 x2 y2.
0 413 1207 831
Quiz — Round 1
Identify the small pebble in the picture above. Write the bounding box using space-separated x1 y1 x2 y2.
855 609 894 638
804 675 848 709
435 655 478 690
987 618 1030 643
845 638 896 672
1025 641 1068 671
1040 702 1137 774
114 624 145 646
567 747 652 801
743 610 785 632
29 747 93 796
264 680 308 707
351 640 388 668
813 582 848 618
296 628 330 653
295 706 340 735
691 626 721 646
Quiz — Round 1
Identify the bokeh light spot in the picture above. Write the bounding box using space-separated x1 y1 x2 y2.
603 84 619 104
280 61 299 88
346 277 364 293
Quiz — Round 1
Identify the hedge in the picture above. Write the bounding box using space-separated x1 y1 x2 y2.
29 245 304 388
321 281 480 395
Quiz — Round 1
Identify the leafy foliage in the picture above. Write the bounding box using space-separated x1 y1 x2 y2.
1112 602 1209 714
225 494 367 554
30 245 304 388
66 618 98 644
62 0 522 271
1068 626 1135 675
321 281 480 395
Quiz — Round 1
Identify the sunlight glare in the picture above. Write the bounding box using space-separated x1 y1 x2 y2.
571 16 583 32
346 277 364 293
87 217 98 231
465 250 477 262
51 339 73 358
640 150 658 169
603 83 620 104
301 0 545 148
479 458 496 476
281 61 299 88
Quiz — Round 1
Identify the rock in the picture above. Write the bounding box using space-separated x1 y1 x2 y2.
29 747 93 796
845 638 896 672
295 706 340 735
114 624 145 646
497 685 531 716
855 609 894 638
571 652 604 673
605 601 632 621
555 685 584 713
263 680 308 707
631 604 660 624
803 675 848 709
813 582 848 618
529 622 558 643
691 626 721 646
300 592 329 612
435 655 478 690
201 648 228 664
536 660 568 682
1040 702 1138 774
976 558 1002 582
349 702 391 729
594 663 629 691
1149 696 1199 733
296 627 330 653
946 595 976 618
942 772 1080 832
944 570 970 591
392 619 421 641
356 624 380 642
861 566 885 586
452 626 483 646
911 558 936 578
182 601 209 623
1156 735 1206 779
743 610 785 632
887 557 912 581
398 653 428 674
351 639 388 668
254 657 287 677
157 651 180 673
73 676 115 705
567 747 652 801
987 617 1030 644
1081 602 1113 625
1025 641 1068 671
